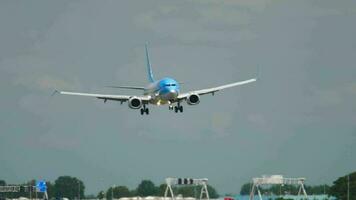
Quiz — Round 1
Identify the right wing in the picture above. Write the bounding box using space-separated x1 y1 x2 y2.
57 91 151 103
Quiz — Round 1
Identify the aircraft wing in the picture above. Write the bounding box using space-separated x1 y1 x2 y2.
177 78 257 99
105 86 145 90
57 91 151 103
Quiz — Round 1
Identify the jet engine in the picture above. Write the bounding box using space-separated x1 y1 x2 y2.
128 96 142 109
186 93 200 105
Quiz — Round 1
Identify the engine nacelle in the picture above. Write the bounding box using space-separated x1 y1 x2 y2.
128 96 142 109
186 93 200 105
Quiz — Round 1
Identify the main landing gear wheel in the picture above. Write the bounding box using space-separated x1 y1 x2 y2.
140 105 149 115
174 104 183 113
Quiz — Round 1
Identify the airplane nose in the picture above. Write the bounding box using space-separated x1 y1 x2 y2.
165 90 178 100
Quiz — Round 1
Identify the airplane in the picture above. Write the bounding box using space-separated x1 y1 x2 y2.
56 43 257 115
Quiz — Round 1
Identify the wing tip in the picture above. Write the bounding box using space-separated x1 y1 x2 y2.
51 90 59 97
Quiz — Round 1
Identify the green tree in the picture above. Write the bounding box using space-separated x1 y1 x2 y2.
0 180 5 200
305 185 330 195
97 191 105 199
274 198 294 200
130 189 138 196
157 184 218 198
177 186 195 197
85 194 97 199
106 186 132 199
136 180 157 197
0 180 5 186
268 184 298 195
329 171 356 200
18 180 35 199
240 183 252 195
157 184 167 196
54 176 85 199
206 185 219 198
187 185 219 198
46 181 55 199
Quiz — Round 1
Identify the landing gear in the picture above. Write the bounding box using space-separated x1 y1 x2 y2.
169 105 174 110
173 103 183 113
140 105 149 115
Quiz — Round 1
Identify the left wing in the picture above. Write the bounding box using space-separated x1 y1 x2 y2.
57 91 151 103
177 78 256 99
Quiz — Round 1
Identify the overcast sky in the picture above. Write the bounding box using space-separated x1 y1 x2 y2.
0 0 356 195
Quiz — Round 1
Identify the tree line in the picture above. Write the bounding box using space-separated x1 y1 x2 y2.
239 171 355 200
1 171 354 200
0 177 219 200
0 176 84 200
98 180 218 199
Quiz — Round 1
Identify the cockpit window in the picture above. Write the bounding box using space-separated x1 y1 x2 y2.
165 83 176 86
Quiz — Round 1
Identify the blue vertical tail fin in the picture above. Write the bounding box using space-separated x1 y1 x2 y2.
145 43 155 83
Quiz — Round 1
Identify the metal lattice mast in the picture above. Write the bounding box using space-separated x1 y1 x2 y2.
164 178 210 200
249 175 308 200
